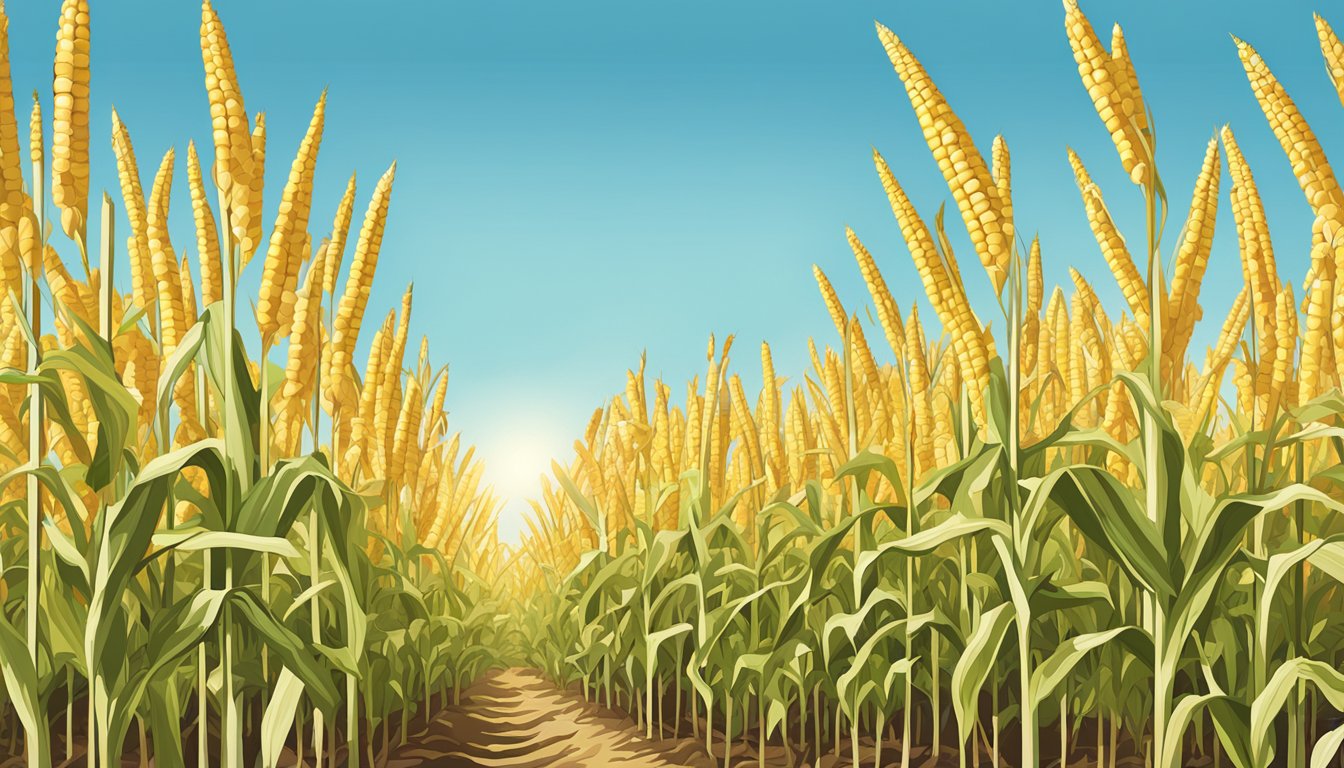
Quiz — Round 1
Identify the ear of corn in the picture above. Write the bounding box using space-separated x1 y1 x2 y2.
257 92 325 344
876 22 1012 294
51 0 89 246
1065 0 1152 184
1164 136 1220 372
110 110 156 320
327 162 395 413
186 140 223 307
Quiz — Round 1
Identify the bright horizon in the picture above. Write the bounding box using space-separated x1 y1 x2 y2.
14 0 1337 542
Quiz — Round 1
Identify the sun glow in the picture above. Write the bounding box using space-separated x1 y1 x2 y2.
478 415 571 545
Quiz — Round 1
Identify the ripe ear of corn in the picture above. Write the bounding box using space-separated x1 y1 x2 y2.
51 0 89 245
327 162 395 413
1068 147 1150 326
0 9 26 229
186 140 223 307
258 92 325 343
876 23 1012 294
1065 0 1152 185
1164 137 1221 373
200 0 253 208
147 148 187 352
110 110 156 319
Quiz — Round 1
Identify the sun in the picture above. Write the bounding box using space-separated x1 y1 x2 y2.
479 421 570 545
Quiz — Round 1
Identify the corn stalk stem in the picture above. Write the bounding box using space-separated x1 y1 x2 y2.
218 191 242 768
25 154 47 768
1141 169 1176 768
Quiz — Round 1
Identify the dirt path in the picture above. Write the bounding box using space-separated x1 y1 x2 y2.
387 668 714 768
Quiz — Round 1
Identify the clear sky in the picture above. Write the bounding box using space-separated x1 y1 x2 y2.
8 0 1339 541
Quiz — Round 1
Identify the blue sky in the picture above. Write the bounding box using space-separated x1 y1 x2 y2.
9 1 1339 540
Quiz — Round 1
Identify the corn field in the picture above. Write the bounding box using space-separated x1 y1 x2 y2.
5 1 1344 767
511 3 1344 768
0 1 508 766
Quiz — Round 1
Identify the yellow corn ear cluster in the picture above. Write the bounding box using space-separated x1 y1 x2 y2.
1164 137 1221 374
1067 148 1149 327
51 0 89 245
875 23 1012 295
0 9 26 230
272 243 327 456
147 149 187 351
1229 24 1344 416
241 112 265 262
872 150 989 427
327 162 395 413
185 141 223 307
364 285 412 480
1064 0 1151 185
200 0 254 241
324 172 358 296
110 111 156 318
1222 127 1279 388
14 2 508 573
257 92 325 343
519 3 1344 586
1320 14 1344 108
346 310 394 476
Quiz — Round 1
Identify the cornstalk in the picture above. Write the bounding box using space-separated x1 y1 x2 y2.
347 667 360 768
63 667 71 763
217 191 242 768
90 192 114 768
25 126 47 768
1140 161 1174 768
1005 229 1035 768
643 590 654 739
1287 443 1306 764
898 330 917 768
259 337 272 704
932 630 941 757
194 197 211 765
260 342 270 471
310 361 326 764
198 550 211 767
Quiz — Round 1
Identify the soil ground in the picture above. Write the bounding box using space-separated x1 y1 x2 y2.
385 668 713 767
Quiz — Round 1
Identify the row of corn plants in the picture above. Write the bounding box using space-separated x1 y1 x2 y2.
0 2 511 766
512 3 1344 766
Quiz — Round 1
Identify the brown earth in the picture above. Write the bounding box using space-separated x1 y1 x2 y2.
385 668 714 768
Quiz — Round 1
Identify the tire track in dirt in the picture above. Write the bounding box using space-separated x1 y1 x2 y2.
387 668 713 768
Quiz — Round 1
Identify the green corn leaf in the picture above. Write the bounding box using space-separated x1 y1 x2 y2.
152 527 300 557
1030 626 1143 708
1171 485 1344 664
0 615 50 768
1035 465 1173 599
261 668 308 768
1251 658 1344 768
1164 687 1250 768
1312 723 1344 768
951 602 1015 747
